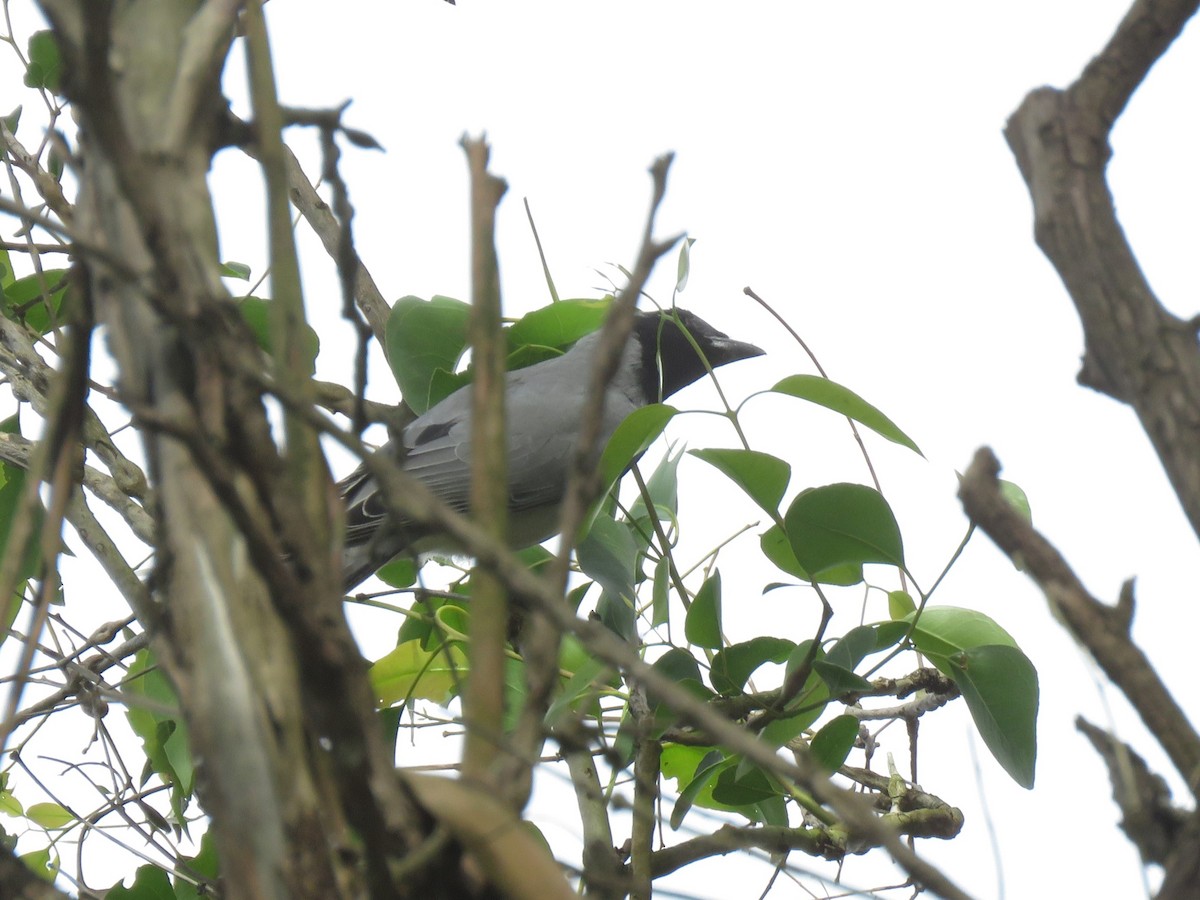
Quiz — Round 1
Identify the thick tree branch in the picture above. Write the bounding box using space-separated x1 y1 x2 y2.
1004 0 1200 540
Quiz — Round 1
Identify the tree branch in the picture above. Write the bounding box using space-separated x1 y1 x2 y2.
1004 0 1200 540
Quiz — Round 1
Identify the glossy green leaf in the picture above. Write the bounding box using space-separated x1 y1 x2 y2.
809 714 859 772
771 374 922 455
369 640 467 706
597 404 677 493
691 448 790 518
684 571 722 649
934 644 1039 789
785 483 904 578
906 606 1018 659
385 295 471 413
709 636 795 695
504 298 610 349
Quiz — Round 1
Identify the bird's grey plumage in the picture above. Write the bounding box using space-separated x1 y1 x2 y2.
339 308 763 590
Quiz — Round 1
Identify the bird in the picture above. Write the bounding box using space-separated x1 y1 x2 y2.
338 307 764 590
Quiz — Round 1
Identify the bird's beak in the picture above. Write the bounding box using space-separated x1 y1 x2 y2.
709 337 765 367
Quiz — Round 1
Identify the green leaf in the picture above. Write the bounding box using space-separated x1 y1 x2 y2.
660 743 714 787
369 640 467 706
595 589 637 643
669 752 730 829
809 714 859 772
709 636 795 695
652 647 703 689
628 445 682 523
0 787 22 816
385 295 471 413
376 557 417 589
25 802 72 830
888 589 916 618
934 645 1039 789
597 404 677 493
813 660 873 695
905 606 1018 659
873 620 909 651
651 556 670 627
0 416 43 592
676 237 696 293
24 31 62 93
3 268 67 334
2 107 20 139
690 448 790 518
19 846 57 883
684 571 722 649
758 641 830 748
173 832 219 900
105 863 173 899
123 651 193 823
577 515 638 603
711 761 778 806
504 298 610 350
759 524 808 580
1000 479 1032 523
220 260 252 280
771 374 922 455
237 297 320 374
825 625 879 671
546 653 611 725
784 483 904 578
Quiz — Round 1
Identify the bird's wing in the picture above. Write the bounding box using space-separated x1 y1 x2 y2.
401 398 576 514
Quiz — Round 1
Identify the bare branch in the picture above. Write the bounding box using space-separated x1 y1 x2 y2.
1005 0 1200 540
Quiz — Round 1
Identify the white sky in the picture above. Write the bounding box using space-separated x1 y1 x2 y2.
6 1 1200 897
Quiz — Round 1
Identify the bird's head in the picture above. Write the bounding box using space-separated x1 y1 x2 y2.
632 308 764 402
